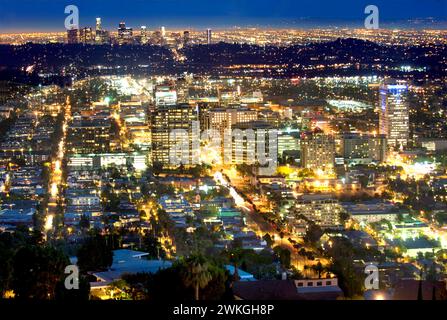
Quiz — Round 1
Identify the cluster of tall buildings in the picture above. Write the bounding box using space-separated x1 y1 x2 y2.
64 76 410 175
67 18 212 46
68 18 110 44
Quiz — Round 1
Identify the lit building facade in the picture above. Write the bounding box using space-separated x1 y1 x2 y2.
300 131 335 173
80 27 94 44
183 30 190 47
140 26 149 45
155 86 178 106
95 18 109 44
205 107 258 132
151 104 198 165
379 80 409 148
118 22 133 45
339 133 387 164
206 28 212 44
67 115 111 154
289 194 343 229
67 28 79 44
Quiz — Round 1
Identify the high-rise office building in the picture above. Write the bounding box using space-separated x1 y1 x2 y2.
151 104 198 165
67 28 79 44
119 101 151 150
300 130 335 172
80 27 94 44
228 121 277 166
118 22 133 45
152 30 162 45
96 18 102 32
379 79 409 148
183 30 190 47
206 28 212 44
95 17 109 44
159 26 167 45
140 26 149 45
68 114 111 154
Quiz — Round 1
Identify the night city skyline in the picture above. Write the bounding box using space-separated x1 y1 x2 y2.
0 0 446 32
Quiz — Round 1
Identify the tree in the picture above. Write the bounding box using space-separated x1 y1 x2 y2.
339 210 350 224
0 238 13 297
0 229 47 296
79 214 90 231
12 245 69 299
326 238 364 297
144 259 228 301
309 261 327 279
358 175 369 189
181 254 212 301
262 233 274 248
289 266 304 280
152 162 163 176
223 248 245 282
77 234 113 273
200 264 229 301
273 246 291 269
55 275 91 301
108 279 132 300
121 273 153 300
304 222 323 245
141 232 165 259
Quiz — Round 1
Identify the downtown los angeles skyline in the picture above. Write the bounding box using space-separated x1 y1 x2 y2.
0 0 446 32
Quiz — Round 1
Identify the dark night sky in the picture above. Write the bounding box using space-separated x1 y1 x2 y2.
0 0 446 32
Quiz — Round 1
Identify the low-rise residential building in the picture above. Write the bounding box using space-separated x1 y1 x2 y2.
342 200 406 224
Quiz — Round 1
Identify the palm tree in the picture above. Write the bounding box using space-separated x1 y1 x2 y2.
312 261 326 279
182 254 212 301
304 261 327 279
417 268 424 300
225 248 245 282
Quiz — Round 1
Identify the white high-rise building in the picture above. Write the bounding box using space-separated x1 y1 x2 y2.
96 18 102 31
379 79 409 149
206 28 212 44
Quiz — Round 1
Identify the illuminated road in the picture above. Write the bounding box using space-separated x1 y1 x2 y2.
213 170 327 274
44 96 70 236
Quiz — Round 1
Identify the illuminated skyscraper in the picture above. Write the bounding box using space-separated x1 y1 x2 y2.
140 26 148 44
67 28 79 44
80 27 94 43
95 17 107 43
206 28 212 44
96 18 102 31
118 22 133 45
160 26 167 45
183 30 190 47
379 79 409 148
